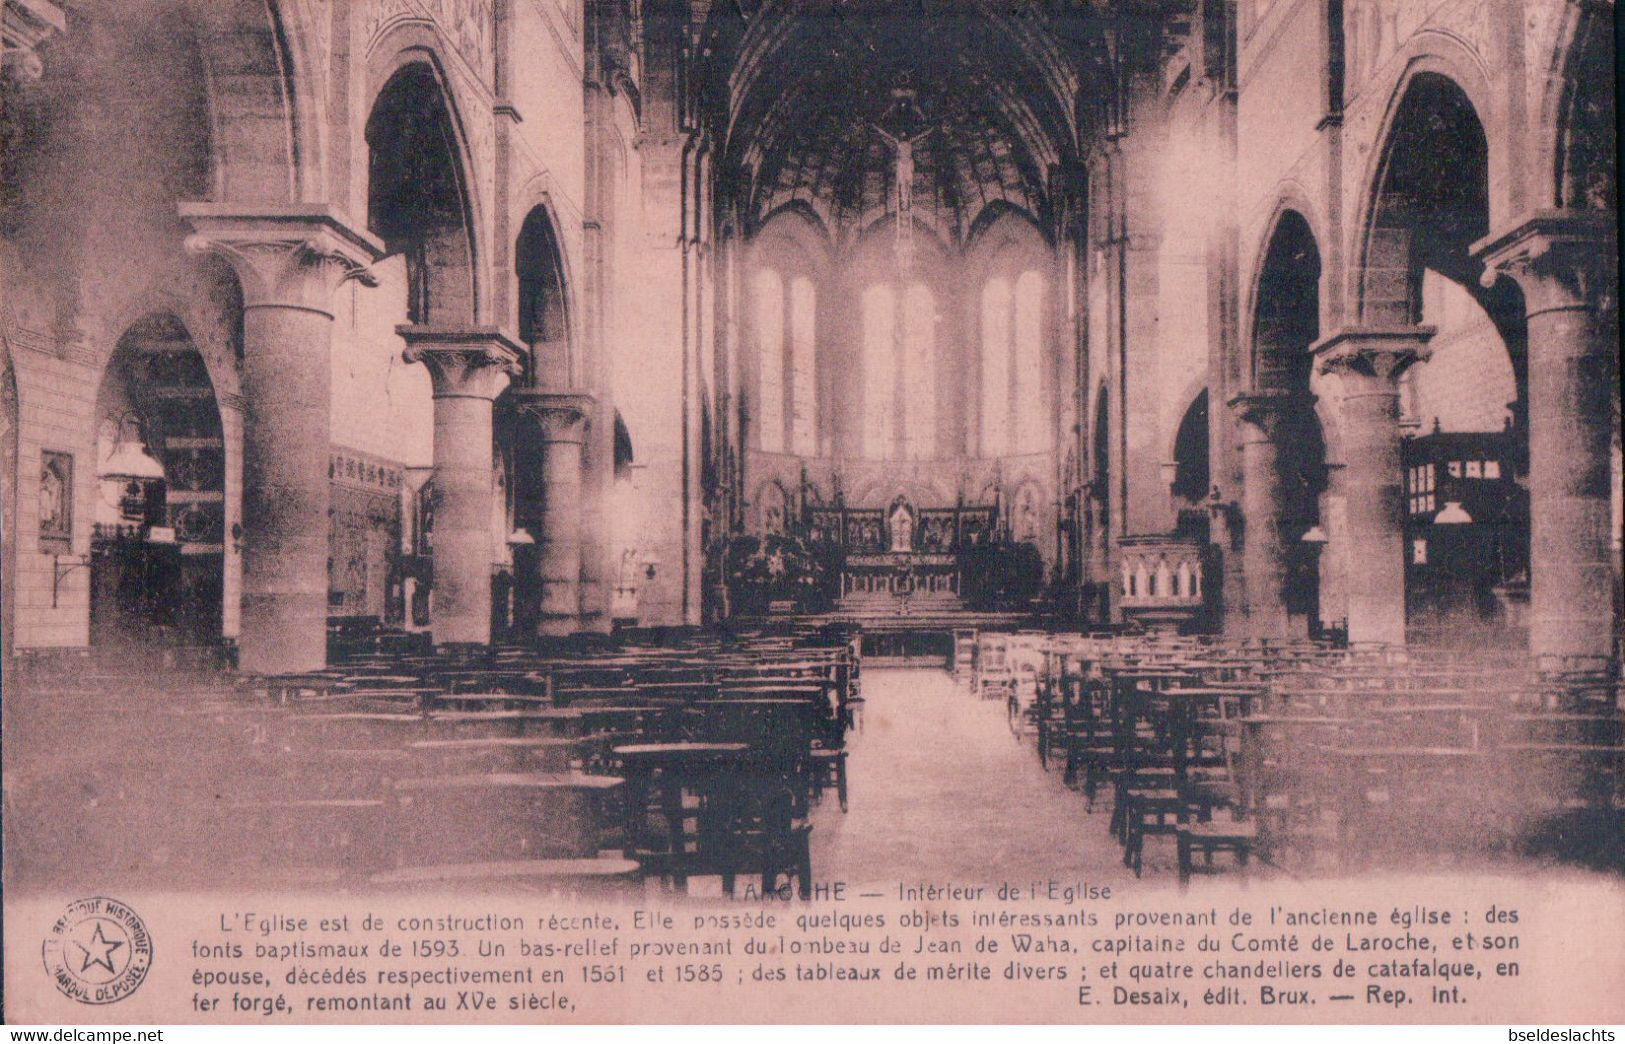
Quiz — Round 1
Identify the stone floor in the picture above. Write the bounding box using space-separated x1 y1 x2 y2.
809 668 1140 888
805 670 1624 888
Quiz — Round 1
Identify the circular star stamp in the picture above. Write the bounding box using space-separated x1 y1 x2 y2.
41 896 153 1005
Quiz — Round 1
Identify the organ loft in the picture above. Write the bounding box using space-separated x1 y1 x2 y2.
0 0 1618 894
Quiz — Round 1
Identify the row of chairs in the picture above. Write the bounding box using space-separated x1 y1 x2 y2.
5 624 863 897
999 632 1624 884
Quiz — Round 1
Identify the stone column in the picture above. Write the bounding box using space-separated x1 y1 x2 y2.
578 400 614 634
1229 393 1297 637
1313 327 1432 647
514 391 594 637
400 327 522 647
181 205 383 674
1477 211 1619 664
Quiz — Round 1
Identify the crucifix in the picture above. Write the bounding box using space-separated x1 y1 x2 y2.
871 123 931 272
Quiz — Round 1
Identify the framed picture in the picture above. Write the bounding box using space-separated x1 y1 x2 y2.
39 450 72 543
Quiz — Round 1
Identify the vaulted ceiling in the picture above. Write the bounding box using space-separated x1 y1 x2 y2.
701 0 1122 246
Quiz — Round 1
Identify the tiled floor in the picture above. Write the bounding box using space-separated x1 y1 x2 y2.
810 668 1138 888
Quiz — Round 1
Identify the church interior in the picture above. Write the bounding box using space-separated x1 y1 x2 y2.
1 0 1619 892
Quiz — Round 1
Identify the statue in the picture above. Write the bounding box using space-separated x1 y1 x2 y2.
39 461 63 530
888 498 914 553
759 482 787 535
871 123 932 270
871 124 931 216
1014 485 1041 544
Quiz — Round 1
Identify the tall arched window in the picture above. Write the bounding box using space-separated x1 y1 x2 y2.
980 277 1011 455
753 268 785 452
862 284 896 457
903 283 936 459
789 276 817 455
862 280 935 459
1013 270 1046 453
981 268 1048 455
751 267 817 455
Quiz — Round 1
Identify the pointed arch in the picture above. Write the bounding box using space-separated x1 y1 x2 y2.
1170 389 1209 505
613 410 634 478
200 0 317 202
365 53 482 326
1550 7 1617 212
965 201 1049 251
748 207 827 456
1354 65 1529 427
1251 208 1321 396
91 313 228 645
970 209 1051 457
1355 63 1493 325
515 205 573 386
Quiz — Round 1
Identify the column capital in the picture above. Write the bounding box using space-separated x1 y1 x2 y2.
1312 326 1434 384
2 0 65 83
1227 392 1311 437
1473 209 1619 317
512 389 596 444
399 326 523 400
179 204 384 313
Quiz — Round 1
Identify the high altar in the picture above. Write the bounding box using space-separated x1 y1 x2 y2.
806 496 999 605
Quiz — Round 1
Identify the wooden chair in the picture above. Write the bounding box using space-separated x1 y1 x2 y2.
977 634 1014 702
695 781 814 900
1061 676 1116 810
953 628 978 684
1174 704 1256 886
1237 714 1360 871
1114 683 1182 876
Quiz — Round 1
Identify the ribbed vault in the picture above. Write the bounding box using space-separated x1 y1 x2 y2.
704 0 1113 244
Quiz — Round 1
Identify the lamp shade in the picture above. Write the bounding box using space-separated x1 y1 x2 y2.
99 415 164 483
1300 524 1329 544
1434 501 1473 525
100 436 165 482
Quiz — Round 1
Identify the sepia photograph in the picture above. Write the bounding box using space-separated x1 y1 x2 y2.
0 0 1620 1029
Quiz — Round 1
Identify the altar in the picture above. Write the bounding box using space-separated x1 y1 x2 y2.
804 496 998 609
841 552 960 600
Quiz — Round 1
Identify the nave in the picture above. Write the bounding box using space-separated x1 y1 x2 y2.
7 624 1619 901
1 0 1617 706
813 668 1136 887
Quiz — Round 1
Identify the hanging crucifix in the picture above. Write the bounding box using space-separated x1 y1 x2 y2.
871 122 931 273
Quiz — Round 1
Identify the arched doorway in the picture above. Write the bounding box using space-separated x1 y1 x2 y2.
1242 210 1325 637
1361 73 1530 649
89 315 226 647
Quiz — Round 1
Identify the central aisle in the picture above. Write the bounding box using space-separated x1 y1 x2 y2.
809 668 1135 888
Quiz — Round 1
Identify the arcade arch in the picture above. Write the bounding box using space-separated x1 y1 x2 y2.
89 314 226 647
